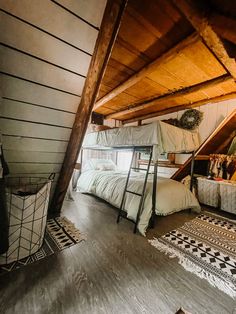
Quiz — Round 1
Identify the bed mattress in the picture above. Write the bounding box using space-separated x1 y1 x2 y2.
77 170 201 235
83 121 200 160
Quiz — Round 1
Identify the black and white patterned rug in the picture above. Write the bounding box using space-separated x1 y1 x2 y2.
0 217 84 275
149 213 236 299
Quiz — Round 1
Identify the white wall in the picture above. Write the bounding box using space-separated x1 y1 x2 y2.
143 99 236 143
0 0 107 200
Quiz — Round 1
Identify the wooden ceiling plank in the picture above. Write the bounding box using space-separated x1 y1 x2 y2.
106 74 230 119
110 41 147 72
147 65 187 91
118 8 166 57
50 0 128 214
181 41 227 78
122 91 236 124
93 32 199 110
172 0 236 79
160 53 212 85
127 0 176 45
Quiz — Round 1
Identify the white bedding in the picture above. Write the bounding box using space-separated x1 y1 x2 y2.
77 170 201 235
83 121 200 161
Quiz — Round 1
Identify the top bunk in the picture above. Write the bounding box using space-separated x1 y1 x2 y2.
82 121 200 159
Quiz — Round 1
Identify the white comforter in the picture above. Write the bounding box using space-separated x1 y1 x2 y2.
83 121 200 161
77 170 201 235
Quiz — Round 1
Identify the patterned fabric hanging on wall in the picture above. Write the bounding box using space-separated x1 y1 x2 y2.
208 154 236 180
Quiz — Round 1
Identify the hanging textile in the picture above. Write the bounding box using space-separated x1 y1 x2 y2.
208 154 236 180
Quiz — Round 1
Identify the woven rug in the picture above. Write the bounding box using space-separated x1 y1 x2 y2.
149 213 236 298
0 217 84 275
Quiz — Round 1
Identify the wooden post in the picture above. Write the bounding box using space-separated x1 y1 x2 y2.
51 0 128 214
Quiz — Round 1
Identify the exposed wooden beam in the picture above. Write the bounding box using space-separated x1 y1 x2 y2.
51 0 128 214
172 0 236 79
106 74 231 119
93 33 199 110
122 91 236 124
210 13 236 45
195 155 210 161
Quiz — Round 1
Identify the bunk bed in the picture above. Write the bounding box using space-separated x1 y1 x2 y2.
77 121 201 235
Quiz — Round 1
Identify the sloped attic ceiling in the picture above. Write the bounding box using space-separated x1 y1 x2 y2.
93 0 236 123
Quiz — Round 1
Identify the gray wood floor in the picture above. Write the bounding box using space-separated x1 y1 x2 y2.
0 192 235 314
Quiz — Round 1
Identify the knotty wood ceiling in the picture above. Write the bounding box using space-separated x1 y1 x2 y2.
93 0 236 123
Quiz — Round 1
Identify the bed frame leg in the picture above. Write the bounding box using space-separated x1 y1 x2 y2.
149 213 156 229
190 151 195 192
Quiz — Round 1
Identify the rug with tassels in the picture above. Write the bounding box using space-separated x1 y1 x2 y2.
149 213 236 299
0 217 84 275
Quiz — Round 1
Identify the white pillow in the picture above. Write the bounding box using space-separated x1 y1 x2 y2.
83 159 117 171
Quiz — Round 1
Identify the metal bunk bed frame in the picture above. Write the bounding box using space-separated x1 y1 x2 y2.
80 145 196 234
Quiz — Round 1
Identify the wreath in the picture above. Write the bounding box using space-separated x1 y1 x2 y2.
179 109 203 130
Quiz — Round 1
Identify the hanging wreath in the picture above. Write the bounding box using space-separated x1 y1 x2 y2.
179 109 203 130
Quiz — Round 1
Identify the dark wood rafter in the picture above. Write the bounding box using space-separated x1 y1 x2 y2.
51 0 128 214
93 33 199 110
210 13 236 45
122 91 236 124
172 0 236 80
106 74 231 119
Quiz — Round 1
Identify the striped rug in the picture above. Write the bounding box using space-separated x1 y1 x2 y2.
150 213 236 299
0 217 84 275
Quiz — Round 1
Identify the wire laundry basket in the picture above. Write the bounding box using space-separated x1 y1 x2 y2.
0 174 55 265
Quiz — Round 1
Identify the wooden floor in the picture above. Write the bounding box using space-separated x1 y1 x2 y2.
0 192 235 314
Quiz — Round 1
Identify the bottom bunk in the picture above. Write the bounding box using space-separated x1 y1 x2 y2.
77 163 201 236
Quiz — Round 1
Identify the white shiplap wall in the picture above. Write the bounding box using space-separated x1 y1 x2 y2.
0 0 107 199
143 99 236 143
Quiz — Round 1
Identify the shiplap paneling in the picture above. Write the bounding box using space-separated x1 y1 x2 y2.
143 100 236 143
0 75 80 113
2 136 68 153
0 46 85 95
1 98 75 128
0 11 91 76
54 0 107 28
5 150 65 164
198 100 236 142
0 0 99 54
8 173 59 180
0 0 106 202
8 163 62 174
0 119 71 141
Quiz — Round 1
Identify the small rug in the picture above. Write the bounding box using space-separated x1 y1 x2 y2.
149 213 236 298
0 217 84 275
